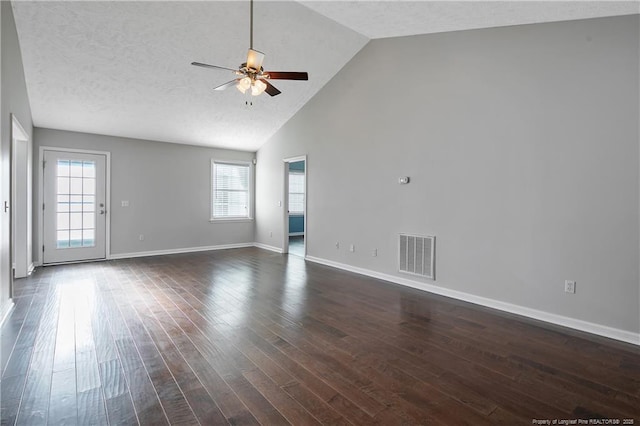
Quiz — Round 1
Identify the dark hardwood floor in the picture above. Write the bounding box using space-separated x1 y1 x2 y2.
1 247 639 425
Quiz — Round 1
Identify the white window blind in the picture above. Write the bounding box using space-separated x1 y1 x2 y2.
212 161 251 219
288 172 305 214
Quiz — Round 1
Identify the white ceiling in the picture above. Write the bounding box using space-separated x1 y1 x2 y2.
301 1 639 39
12 1 639 152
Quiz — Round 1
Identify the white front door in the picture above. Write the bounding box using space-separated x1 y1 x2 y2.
43 150 107 264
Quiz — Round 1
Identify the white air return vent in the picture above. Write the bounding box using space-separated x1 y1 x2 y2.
399 234 435 279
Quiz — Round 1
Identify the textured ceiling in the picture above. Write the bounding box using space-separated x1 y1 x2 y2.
12 1 368 151
12 1 639 152
301 1 640 39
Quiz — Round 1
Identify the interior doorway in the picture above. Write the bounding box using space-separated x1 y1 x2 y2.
11 115 31 279
283 156 306 257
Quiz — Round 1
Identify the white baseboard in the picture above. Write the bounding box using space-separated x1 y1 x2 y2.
109 243 255 260
288 232 304 237
305 256 640 346
253 243 284 254
28 263 36 275
0 300 15 327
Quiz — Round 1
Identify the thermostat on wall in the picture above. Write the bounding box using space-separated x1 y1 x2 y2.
398 177 410 184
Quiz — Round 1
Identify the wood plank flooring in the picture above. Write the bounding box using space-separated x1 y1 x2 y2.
1 247 639 425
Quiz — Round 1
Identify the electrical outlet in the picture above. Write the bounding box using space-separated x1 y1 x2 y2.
139 234 144 241
335 242 340 249
372 249 378 257
349 244 355 252
121 200 129 207
564 280 576 294
270 231 273 238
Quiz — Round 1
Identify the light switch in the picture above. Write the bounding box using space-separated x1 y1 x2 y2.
121 200 129 207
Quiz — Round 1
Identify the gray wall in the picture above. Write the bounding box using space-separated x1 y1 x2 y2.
256 15 640 333
34 128 254 259
1 2 33 319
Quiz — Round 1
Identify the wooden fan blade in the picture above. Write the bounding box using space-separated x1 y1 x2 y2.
247 49 265 70
191 62 237 72
263 80 281 96
213 79 240 91
265 71 308 80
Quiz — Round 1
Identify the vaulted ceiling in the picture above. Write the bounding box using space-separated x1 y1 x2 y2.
12 1 638 151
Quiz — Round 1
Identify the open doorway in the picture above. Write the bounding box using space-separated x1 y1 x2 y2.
283 156 306 257
11 114 32 279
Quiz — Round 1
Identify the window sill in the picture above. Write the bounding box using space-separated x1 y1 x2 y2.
209 218 254 224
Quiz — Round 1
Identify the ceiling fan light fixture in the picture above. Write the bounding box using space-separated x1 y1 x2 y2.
236 76 252 94
191 0 308 98
247 48 265 71
251 79 267 96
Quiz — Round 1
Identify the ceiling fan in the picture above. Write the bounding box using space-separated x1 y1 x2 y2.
191 0 308 97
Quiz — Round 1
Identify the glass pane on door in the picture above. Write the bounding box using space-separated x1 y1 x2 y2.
56 160 96 248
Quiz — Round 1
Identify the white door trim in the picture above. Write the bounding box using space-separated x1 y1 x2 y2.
38 146 111 265
11 115 31 279
282 155 307 257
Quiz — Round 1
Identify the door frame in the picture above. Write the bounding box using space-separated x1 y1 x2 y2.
11 114 31 279
282 155 307 257
37 146 111 266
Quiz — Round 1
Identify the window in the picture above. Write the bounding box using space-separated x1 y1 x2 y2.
212 161 251 220
55 159 96 248
288 171 305 214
